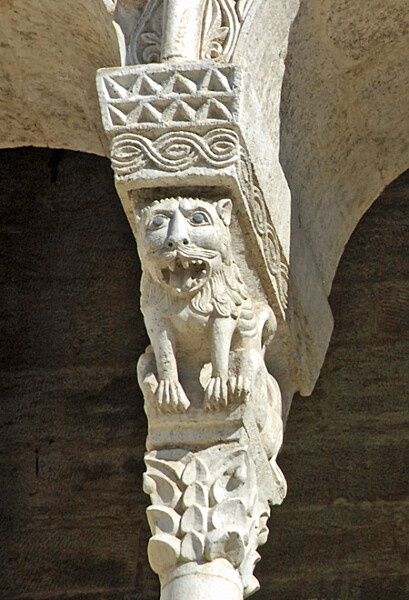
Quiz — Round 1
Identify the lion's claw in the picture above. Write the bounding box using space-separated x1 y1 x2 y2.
156 379 190 414
233 375 251 403
204 375 251 411
204 376 228 411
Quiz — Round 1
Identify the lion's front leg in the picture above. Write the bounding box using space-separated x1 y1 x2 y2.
204 316 238 411
146 320 190 414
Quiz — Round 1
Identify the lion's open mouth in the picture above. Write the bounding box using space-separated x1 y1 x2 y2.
161 256 209 292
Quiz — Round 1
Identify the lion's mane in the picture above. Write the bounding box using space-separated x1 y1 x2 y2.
141 258 250 319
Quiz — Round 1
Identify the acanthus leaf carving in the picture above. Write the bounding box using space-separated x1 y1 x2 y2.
144 444 280 596
201 0 255 62
201 0 230 60
126 0 163 65
133 193 286 595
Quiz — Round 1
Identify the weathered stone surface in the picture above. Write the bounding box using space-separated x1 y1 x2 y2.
0 0 120 154
280 0 409 291
115 0 256 65
97 61 291 315
0 0 408 396
97 42 293 594
1 0 407 397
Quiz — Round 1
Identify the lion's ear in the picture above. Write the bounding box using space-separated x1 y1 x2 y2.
216 198 232 227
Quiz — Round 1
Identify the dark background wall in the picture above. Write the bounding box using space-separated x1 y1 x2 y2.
0 148 408 600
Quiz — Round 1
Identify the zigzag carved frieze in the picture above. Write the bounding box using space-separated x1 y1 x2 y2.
98 64 239 130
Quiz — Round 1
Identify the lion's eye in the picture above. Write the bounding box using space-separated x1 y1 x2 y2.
191 212 208 225
152 215 165 227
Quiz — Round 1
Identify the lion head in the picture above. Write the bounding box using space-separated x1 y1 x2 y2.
136 196 248 317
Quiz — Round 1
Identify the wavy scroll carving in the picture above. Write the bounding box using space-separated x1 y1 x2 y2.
97 54 292 597
108 125 289 313
237 150 289 310
111 128 239 176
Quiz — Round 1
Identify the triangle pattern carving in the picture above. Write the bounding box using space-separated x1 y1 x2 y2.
108 105 127 125
136 103 163 123
171 73 198 94
125 102 163 124
104 76 128 100
197 69 232 93
195 99 232 121
163 100 196 122
207 99 232 119
131 74 162 96
104 68 234 101
207 70 232 92
195 100 211 121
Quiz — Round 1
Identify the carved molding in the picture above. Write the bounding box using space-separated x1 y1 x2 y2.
98 62 239 129
111 128 240 174
201 0 255 61
127 0 163 65
118 0 256 65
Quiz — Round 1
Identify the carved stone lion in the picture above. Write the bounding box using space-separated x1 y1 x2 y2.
135 196 281 442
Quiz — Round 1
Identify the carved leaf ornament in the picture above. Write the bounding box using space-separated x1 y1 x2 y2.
144 448 267 595
125 0 255 64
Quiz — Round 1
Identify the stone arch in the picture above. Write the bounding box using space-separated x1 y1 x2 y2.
279 0 409 292
262 168 409 599
1 0 407 281
228 0 409 391
0 0 120 155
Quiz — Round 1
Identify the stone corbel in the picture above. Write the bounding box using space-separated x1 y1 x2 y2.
97 10 293 599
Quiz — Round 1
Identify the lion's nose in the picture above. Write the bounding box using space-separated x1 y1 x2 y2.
166 211 189 248
167 238 189 248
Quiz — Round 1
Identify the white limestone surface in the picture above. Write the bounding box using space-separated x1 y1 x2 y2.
0 0 120 154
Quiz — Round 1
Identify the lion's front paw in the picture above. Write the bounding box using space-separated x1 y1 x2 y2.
228 375 251 404
156 379 190 414
204 376 229 411
204 375 251 411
